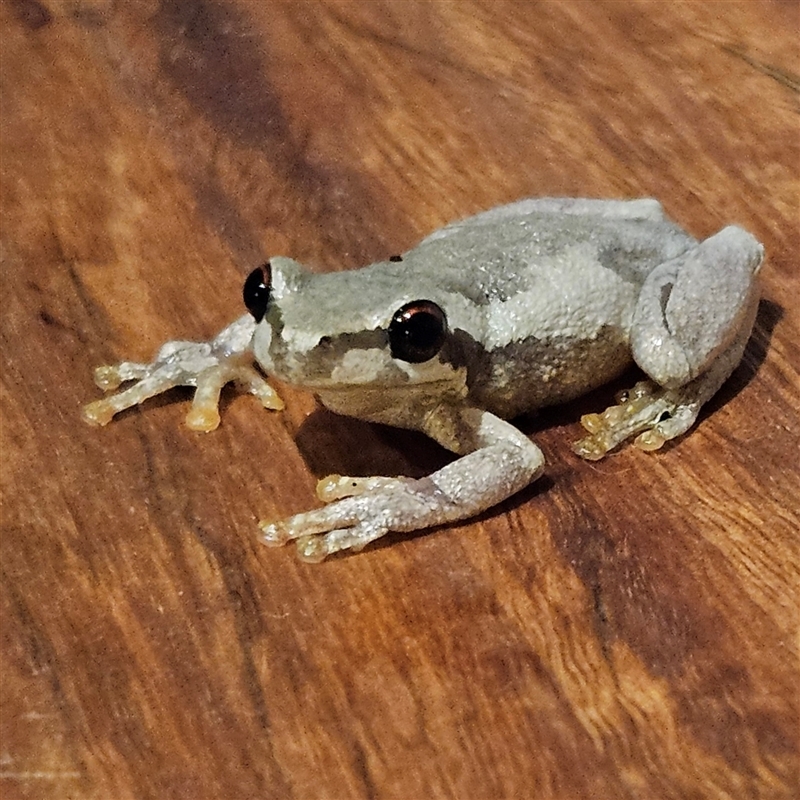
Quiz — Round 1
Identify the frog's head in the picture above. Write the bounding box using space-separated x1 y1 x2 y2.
245 258 469 409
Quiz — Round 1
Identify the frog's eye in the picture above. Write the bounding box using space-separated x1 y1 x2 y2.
388 300 448 363
243 262 272 322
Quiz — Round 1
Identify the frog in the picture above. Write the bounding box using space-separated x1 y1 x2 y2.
83 197 764 563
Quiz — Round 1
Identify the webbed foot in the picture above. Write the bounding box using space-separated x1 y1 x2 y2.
259 475 436 563
82 316 282 430
572 380 699 460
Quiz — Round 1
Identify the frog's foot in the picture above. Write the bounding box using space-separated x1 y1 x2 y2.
259 475 443 563
573 380 700 461
261 411 546 563
82 316 282 431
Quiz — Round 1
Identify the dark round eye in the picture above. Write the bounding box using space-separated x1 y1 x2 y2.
243 262 272 322
388 300 448 363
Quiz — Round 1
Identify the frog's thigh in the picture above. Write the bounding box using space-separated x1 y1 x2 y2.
631 225 763 389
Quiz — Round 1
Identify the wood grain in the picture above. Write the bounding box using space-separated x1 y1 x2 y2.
1 1 797 798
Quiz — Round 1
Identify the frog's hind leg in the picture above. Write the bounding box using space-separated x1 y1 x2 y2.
573 316 757 459
574 225 763 460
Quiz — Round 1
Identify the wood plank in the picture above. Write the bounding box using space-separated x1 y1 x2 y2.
1 1 797 798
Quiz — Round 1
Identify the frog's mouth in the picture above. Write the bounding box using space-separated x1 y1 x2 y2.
267 335 463 389
313 377 469 424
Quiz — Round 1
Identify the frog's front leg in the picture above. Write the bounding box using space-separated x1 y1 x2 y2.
260 409 545 562
575 225 763 459
82 315 283 431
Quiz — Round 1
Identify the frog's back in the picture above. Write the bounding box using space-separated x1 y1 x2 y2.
403 200 695 304
402 201 697 418
292 199 694 334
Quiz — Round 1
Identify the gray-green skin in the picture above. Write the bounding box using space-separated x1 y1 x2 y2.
83 198 764 562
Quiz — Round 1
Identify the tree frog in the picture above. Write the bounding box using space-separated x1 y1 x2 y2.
83 198 763 562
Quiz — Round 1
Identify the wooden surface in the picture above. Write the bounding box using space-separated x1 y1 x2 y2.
1 1 798 798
